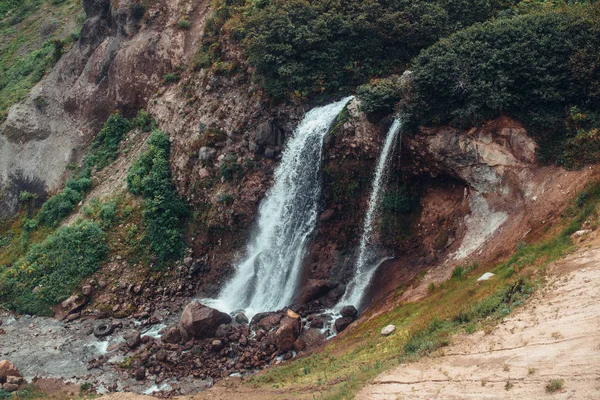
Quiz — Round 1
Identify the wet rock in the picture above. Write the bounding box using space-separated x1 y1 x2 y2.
381 325 396 336
334 317 353 333
162 326 182 344
235 312 249 325
179 302 232 340
339 305 358 320
134 367 146 381
255 313 284 331
275 317 301 354
310 316 325 329
125 331 141 349
0 361 21 377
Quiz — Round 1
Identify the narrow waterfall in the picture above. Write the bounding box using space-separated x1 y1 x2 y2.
212 97 353 317
337 119 402 310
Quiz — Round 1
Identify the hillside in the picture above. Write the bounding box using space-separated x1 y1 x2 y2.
1 0 600 398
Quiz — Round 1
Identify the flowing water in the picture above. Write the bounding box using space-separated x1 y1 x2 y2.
337 119 402 310
210 97 353 318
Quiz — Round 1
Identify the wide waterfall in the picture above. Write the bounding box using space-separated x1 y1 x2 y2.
337 119 402 310
211 97 353 317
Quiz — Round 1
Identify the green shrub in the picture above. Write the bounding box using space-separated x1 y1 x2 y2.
37 174 92 227
131 2 146 20
0 220 108 315
178 19 191 30
201 0 512 100
132 109 153 132
546 379 565 393
86 112 132 171
163 73 180 84
357 76 405 122
405 7 600 132
219 154 243 181
127 130 188 265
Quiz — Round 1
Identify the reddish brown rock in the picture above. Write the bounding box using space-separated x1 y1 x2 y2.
334 317 353 333
274 317 301 354
0 361 20 378
179 302 232 340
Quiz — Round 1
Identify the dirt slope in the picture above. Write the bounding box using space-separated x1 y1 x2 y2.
357 237 600 400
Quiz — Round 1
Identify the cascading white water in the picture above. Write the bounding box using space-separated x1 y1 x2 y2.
210 97 353 318
337 119 402 310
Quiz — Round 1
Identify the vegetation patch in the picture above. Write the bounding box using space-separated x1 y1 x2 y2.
85 112 132 171
0 220 108 315
127 130 188 265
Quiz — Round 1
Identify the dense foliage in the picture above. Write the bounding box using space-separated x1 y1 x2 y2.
0 0 82 120
127 130 188 265
85 112 132 170
404 7 600 131
37 174 92 227
200 0 515 100
357 76 405 122
0 220 107 315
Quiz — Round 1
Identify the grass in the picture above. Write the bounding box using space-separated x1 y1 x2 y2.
0 0 84 121
546 379 565 393
243 181 600 399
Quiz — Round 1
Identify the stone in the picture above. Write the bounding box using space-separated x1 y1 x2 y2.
255 120 283 147
274 317 301 354
162 326 182 344
0 361 21 377
57 294 87 320
125 331 141 349
2 383 18 392
286 309 300 319
179 302 232 340
310 316 325 329
183 257 193 267
82 285 93 296
256 313 284 331
264 148 276 158
211 340 224 351
381 325 396 336
198 147 217 163
235 312 249 324
334 317 353 333
340 305 358 320
293 339 306 352
5 376 22 385
134 367 146 381
477 272 495 282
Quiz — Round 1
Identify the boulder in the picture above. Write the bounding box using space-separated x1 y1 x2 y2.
198 147 216 163
340 305 358 320
381 325 396 336
0 361 21 378
56 294 87 320
179 302 232 340
310 316 325 329
235 312 249 325
274 317 301 354
124 330 141 349
286 309 300 319
255 313 284 331
334 317 353 333
255 120 283 147
161 326 182 344
6 376 22 385
134 367 146 381
2 383 18 392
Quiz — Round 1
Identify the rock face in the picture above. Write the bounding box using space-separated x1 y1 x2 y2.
178 302 232 340
0 0 205 217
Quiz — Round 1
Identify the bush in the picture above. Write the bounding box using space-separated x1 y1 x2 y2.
86 112 132 170
546 379 565 393
163 73 180 84
202 0 512 100
127 130 188 264
405 7 600 132
357 76 405 122
0 220 108 315
37 174 92 227
219 154 243 181
178 19 191 30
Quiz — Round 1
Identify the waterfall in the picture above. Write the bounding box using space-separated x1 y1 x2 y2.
210 97 353 318
337 119 402 310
